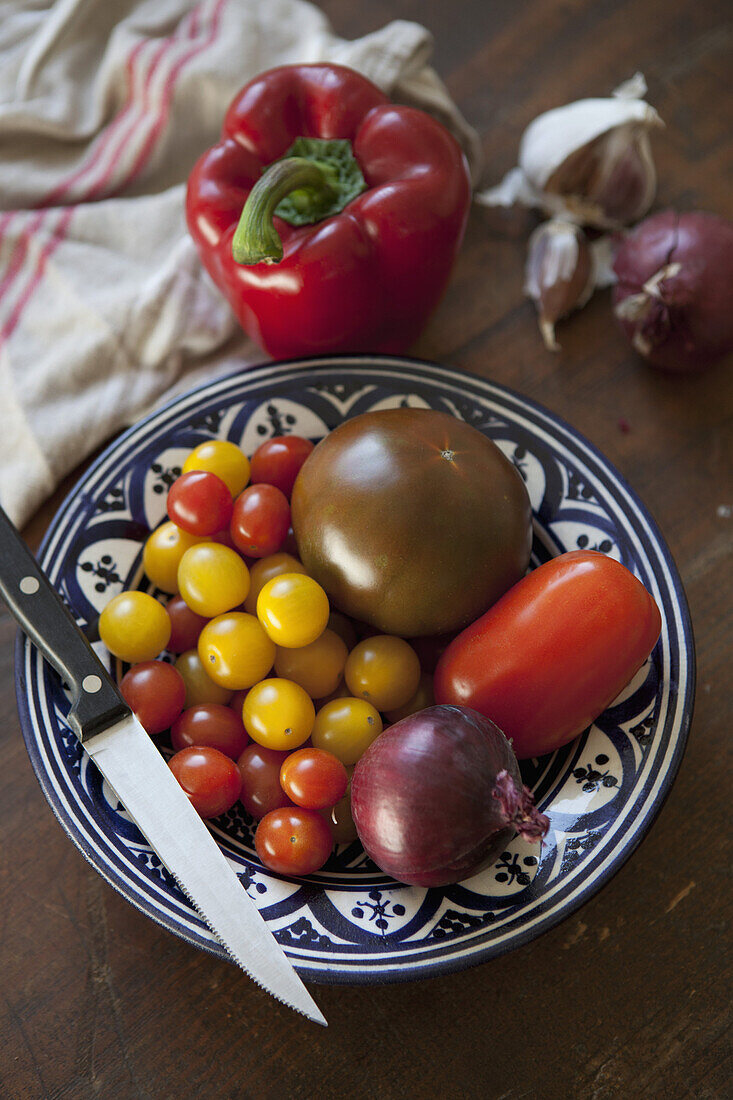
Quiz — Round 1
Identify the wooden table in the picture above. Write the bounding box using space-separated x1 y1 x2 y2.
1 2 730 1097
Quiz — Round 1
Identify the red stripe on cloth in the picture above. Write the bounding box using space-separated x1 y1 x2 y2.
0 31 157 311
0 3 203 325
0 208 74 344
121 0 225 191
0 211 45 302
80 3 204 204
0 0 228 352
38 37 150 210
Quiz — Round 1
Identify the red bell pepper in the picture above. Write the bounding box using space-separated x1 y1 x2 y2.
186 64 471 359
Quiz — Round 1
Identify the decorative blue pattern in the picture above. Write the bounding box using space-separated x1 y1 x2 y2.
16 357 694 984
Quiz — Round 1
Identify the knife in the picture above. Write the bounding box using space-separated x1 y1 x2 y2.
0 505 326 1026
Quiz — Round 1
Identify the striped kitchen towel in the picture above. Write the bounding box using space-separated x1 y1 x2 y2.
0 0 480 527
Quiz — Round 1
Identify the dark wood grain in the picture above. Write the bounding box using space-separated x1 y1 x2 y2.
1 2 731 1097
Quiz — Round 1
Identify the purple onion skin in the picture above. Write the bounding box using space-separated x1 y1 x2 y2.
351 705 548 888
613 210 733 373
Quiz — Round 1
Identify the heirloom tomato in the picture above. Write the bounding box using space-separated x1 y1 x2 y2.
434 550 662 759
291 408 532 636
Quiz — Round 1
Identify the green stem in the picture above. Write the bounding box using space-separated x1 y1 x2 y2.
232 158 337 266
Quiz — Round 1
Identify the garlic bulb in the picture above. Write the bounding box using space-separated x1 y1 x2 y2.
524 222 617 350
478 74 662 229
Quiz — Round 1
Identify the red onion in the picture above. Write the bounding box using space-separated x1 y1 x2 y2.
351 705 549 887
612 210 733 372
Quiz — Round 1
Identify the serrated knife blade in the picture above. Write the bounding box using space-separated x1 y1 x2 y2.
0 504 326 1026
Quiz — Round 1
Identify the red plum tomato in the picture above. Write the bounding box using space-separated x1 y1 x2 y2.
119 660 185 735
250 436 314 498
168 746 242 818
434 550 662 758
255 807 333 875
171 704 248 758
167 470 233 537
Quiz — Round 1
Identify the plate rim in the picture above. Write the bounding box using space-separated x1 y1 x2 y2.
15 354 696 984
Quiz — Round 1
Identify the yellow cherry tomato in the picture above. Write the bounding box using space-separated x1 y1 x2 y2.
174 649 234 707
243 552 307 614
344 635 421 712
177 542 250 618
99 591 171 663
257 573 329 649
142 521 201 594
274 628 348 700
182 440 250 497
311 698 383 766
197 612 275 689
384 672 435 723
242 678 315 750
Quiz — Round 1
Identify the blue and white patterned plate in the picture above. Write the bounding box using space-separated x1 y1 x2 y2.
16 357 694 984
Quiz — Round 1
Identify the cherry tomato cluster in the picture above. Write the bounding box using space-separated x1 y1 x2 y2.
98 433 438 878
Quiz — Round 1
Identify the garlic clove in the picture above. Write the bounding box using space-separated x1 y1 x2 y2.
524 220 596 350
477 74 662 229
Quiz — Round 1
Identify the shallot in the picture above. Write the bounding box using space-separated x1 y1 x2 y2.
613 210 733 372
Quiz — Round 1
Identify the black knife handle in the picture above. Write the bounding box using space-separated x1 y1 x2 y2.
0 505 131 742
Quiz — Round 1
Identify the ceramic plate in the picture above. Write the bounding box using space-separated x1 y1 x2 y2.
16 357 694 984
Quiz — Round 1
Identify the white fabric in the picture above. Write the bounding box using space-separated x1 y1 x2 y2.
0 0 480 528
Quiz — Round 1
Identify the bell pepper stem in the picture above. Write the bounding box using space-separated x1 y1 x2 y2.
232 157 337 265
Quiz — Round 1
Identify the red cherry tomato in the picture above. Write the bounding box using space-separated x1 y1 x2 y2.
279 748 348 809
230 484 291 558
119 660 185 735
250 436 314 498
167 470 233 537
282 525 300 557
255 807 333 875
171 704 248 759
168 746 242 818
229 688 249 716
434 550 662 759
166 594 209 653
237 744 293 819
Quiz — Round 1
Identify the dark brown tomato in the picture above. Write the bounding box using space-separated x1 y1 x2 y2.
291 408 532 636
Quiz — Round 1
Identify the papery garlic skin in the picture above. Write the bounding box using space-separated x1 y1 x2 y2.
477 75 662 229
524 221 596 350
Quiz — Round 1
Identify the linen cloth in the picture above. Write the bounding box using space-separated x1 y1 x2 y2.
0 0 481 527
